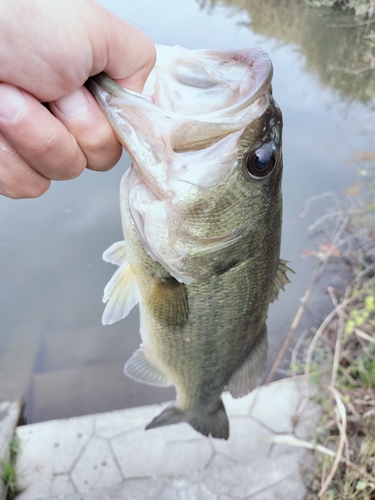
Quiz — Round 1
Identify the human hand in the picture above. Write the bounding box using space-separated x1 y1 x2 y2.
0 0 156 198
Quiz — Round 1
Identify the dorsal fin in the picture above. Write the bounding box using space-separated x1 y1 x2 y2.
270 259 294 303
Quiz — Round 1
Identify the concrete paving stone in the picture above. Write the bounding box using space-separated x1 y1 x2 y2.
294 403 322 441
222 389 259 417
144 415 202 442
50 475 76 497
0 401 22 500
71 436 123 491
14 378 318 500
202 459 302 499
95 404 165 439
111 426 168 478
249 378 303 434
16 416 95 500
0 401 21 461
158 438 212 476
213 415 272 463
208 453 239 469
159 475 217 500
248 472 306 499
217 495 244 500
110 410 207 479
49 478 167 500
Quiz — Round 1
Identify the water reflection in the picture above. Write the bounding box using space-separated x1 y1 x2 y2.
199 0 375 102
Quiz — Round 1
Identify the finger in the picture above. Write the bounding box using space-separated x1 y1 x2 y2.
0 132 50 199
96 10 156 93
0 83 87 181
49 86 122 172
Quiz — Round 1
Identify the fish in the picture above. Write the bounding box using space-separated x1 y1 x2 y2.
86 45 291 440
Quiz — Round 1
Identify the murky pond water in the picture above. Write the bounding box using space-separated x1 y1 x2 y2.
0 0 373 423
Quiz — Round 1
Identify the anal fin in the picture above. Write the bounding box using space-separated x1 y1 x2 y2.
124 347 172 387
227 326 267 398
146 399 229 440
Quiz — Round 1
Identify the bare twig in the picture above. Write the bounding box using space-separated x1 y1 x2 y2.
318 387 347 498
265 267 318 383
329 288 346 387
296 299 350 418
267 432 375 484
354 328 375 344
267 216 350 384
291 329 309 376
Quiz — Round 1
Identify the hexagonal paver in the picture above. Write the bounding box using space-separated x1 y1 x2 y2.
250 378 302 433
71 436 123 491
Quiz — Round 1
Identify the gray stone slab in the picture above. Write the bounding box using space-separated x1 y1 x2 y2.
14 378 319 500
16 415 96 500
249 377 306 434
0 401 22 500
48 478 167 500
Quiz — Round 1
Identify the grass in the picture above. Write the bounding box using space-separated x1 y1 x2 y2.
268 153 375 498
1 436 20 500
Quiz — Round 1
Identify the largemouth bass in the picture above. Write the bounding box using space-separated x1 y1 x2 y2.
87 45 291 440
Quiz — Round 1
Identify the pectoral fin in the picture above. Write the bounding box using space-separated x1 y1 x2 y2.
270 259 294 303
227 326 267 398
102 260 139 325
124 347 172 387
149 277 189 327
103 241 127 266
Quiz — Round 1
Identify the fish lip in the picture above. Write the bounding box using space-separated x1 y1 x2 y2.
190 47 273 119
89 46 273 122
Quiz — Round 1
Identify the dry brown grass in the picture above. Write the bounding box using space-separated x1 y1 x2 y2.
268 154 375 499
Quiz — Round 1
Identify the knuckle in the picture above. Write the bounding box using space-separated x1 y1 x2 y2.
80 123 121 170
0 140 51 198
33 129 86 180
1 176 50 200
23 178 51 198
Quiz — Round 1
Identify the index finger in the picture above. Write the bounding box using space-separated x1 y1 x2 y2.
94 13 156 93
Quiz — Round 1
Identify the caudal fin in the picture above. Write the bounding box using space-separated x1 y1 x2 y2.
145 399 229 440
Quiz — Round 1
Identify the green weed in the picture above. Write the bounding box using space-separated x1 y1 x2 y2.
1 436 20 499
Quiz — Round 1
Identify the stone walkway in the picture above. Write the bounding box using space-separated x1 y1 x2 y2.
8 377 319 500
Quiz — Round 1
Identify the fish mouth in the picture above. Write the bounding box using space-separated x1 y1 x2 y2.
87 46 273 198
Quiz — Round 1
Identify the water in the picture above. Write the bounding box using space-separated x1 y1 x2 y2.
0 0 373 423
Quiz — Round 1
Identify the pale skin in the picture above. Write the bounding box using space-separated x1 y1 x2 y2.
0 0 156 198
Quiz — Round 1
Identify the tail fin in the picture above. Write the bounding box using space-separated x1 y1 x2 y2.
145 399 229 440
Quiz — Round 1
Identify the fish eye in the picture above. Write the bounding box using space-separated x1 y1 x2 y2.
245 143 276 179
